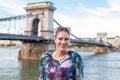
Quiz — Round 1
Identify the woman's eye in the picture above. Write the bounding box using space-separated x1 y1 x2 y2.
58 38 62 40
65 38 69 41
58 38 69 41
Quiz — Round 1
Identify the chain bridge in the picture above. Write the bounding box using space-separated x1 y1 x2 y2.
0 1 113 60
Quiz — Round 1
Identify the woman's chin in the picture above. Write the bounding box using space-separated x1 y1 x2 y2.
60 48 67 52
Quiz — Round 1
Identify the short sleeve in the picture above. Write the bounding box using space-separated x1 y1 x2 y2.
39 52 48 80
78 55 84 78
39 50 54 80
74 52 84 79
39 55 44 79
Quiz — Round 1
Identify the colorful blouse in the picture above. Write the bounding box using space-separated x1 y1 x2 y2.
39 50 84 80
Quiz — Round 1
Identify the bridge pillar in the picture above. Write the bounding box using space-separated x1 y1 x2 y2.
95 32 108 54
19 1 56 60
19 42 55 60
94 46 108 54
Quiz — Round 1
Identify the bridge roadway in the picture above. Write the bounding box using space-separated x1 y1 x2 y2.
0 33 43 42
70 39 113 48
0 33 113 48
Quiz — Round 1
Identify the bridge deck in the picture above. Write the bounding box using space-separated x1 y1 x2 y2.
0 33 43 41
0 33 113 48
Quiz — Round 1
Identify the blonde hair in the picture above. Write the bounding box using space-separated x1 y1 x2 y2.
55 27 71 37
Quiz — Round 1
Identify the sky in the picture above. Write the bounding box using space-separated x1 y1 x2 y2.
0 0 120 38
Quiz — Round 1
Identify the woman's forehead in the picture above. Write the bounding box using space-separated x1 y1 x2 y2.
56 31 70 38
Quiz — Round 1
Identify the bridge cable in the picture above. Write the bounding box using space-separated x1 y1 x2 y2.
53 19 114 48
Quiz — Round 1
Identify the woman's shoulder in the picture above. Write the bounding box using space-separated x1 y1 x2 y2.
69 50 84 68
69 50 81 57
69 50 83 62
40 49 54 60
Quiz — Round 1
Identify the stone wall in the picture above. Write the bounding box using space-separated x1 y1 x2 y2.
19 42 55 60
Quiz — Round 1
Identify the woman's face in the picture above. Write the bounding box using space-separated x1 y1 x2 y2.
54 31 70 52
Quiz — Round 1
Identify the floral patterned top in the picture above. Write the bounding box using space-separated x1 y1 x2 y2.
39 50 84 80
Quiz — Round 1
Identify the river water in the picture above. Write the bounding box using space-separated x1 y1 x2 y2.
0 48 120 80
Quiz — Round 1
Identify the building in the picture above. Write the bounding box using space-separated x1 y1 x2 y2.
0 40 22 47
107 36 120 48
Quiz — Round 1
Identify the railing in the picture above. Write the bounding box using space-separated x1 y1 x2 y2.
0 33 43 41
0 13 42 21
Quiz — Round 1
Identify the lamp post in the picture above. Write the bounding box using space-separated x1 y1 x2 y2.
7 28 9 34
21 28 23 35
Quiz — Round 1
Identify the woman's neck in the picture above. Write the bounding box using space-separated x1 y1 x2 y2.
56 50 67 57
52 50 68 61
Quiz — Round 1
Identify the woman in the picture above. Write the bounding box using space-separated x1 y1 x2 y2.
39 27 84 80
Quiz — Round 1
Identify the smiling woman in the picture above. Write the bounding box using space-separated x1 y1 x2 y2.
39 27 84 80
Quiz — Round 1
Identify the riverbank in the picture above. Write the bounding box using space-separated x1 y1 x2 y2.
0 45 21 48
69 47 95 52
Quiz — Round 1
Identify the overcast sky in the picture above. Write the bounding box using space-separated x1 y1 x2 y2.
0 0 120 38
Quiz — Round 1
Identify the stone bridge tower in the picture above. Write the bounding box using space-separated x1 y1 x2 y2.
19 2 56 60
24 1 56 39
96 32 108 43
95 32 108 53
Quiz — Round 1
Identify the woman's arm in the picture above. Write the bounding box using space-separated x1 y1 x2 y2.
75 53 84 80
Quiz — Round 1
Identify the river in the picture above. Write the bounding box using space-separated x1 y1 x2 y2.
0 48 120 80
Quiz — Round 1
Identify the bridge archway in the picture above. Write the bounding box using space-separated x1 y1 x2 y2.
32 18 40 36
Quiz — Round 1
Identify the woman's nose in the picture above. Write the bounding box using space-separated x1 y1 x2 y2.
61 40 66 43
